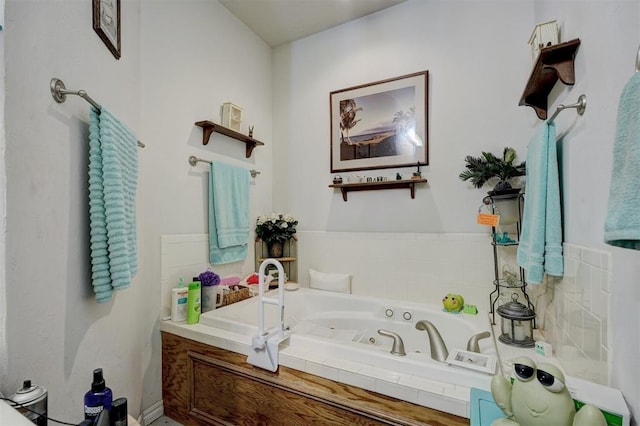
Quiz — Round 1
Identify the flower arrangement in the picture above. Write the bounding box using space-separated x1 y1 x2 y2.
198 269 220 287
255 213 298 245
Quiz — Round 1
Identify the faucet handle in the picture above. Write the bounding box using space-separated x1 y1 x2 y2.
466 331 491 353
377 329 406 356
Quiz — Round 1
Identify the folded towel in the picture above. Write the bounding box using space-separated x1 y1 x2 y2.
517 122 563 284
605 72 640 250
208 162 249 264
89 106 138 302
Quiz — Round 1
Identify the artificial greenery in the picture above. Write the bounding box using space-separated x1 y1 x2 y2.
255 213 298 245
459 147 526 191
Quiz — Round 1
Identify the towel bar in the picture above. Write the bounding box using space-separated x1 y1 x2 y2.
548 94 587 123
50 78 145 148
188 155 261 179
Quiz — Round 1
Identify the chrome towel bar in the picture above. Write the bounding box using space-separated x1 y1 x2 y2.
50 78 145 148
188 155 260 179
548 94 587 123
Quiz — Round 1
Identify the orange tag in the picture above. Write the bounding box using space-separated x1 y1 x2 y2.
477 213 500 227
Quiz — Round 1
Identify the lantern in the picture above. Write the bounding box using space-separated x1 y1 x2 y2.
497 294 535 347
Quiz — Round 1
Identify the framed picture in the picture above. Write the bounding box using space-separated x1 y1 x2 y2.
93 0 121 59
330 71 428 172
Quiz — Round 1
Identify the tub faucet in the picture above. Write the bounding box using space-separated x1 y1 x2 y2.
415 320 449 363
466 331 491 353
377 329 406 356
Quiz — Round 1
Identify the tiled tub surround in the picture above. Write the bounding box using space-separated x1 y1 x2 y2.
540 243 612 386
159 235 612 393
161 287 497 418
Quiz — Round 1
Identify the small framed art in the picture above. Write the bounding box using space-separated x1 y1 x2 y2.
93 0 121 59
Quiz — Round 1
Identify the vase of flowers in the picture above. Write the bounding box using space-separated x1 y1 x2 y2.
255 213 298 258
199 269 220 312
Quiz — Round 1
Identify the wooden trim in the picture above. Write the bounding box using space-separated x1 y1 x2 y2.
162 332 468 426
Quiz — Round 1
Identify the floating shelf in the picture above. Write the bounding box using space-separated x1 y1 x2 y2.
195 121 265 158
329 178 427 202
519 38 581 120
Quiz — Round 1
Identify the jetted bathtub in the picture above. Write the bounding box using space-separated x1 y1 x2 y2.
163 287 499 418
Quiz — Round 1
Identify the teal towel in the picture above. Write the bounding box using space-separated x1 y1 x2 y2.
208 162 249 264
89 106 138 302
517 122 563 284
605 72 640 250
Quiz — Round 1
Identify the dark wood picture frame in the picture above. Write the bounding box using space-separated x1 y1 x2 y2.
330 71 429 173
93 0 121 59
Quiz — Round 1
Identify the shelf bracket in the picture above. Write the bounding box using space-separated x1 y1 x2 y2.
329 179 427 202
519 39 581 120
195 120 264 158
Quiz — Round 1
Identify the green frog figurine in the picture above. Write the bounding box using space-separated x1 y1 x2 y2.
491 356 606 426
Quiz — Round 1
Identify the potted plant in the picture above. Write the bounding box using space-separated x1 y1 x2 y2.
255 213 298 258
198 269 221 312
458 147 525 195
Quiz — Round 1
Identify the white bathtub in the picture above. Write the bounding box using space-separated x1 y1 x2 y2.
162 287 498 418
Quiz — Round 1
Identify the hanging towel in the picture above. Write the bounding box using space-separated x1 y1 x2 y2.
89 106 138 302
605 72 640 250
208 162 250 264
517 121 563 284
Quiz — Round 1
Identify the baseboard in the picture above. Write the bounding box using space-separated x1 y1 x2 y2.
140 400 164 426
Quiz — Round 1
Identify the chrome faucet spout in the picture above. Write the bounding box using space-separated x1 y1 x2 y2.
377 329 406 356
415 320 449 362
466 331 491 353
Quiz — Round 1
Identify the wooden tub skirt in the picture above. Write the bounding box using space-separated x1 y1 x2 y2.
162 332 469 425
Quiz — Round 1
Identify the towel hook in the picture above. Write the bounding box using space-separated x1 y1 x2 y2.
636 44 640 72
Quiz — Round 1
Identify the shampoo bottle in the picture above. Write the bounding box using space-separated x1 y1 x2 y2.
171 277 189 322
187 281 201 324
83 368 113 422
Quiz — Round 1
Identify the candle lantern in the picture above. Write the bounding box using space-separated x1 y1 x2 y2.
497 293 535 347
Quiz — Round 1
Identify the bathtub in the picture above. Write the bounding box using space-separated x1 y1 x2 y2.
161 287 498 418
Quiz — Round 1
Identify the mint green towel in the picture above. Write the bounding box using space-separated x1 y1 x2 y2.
605 72 640 250
517 122 563 284
89 106 138 302
208 162 249 264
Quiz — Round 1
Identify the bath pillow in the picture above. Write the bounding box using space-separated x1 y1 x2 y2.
309 269 351 294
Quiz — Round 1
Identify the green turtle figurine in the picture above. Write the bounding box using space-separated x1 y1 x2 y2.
491 356 606 426
442 293 464 312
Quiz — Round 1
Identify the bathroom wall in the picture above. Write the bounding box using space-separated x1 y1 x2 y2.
273 0 639 420
272 0 536 233
533 1 640 419
2 0 272 421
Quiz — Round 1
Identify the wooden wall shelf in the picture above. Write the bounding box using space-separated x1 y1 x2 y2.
519 38 581 120
329 178 427 201
195 121 265 158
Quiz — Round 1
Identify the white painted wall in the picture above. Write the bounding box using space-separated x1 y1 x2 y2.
2 0 272 421
138 0 272 412
2 0 639 423
273 0 639 420
533 2 640 421
272 0 536 233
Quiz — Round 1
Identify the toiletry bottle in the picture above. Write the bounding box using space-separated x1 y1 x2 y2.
171 277 189 322
84 368 113 422
111 397 128 426
187 281 201 324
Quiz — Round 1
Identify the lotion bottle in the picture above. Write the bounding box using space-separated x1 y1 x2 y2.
83 368 112 422
187 281 201 324
171 277 189 322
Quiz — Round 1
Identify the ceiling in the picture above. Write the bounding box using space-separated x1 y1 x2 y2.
219 0 408 47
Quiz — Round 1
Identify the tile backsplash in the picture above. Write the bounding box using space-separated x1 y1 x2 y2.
160 233 612 386
541 243 612 386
